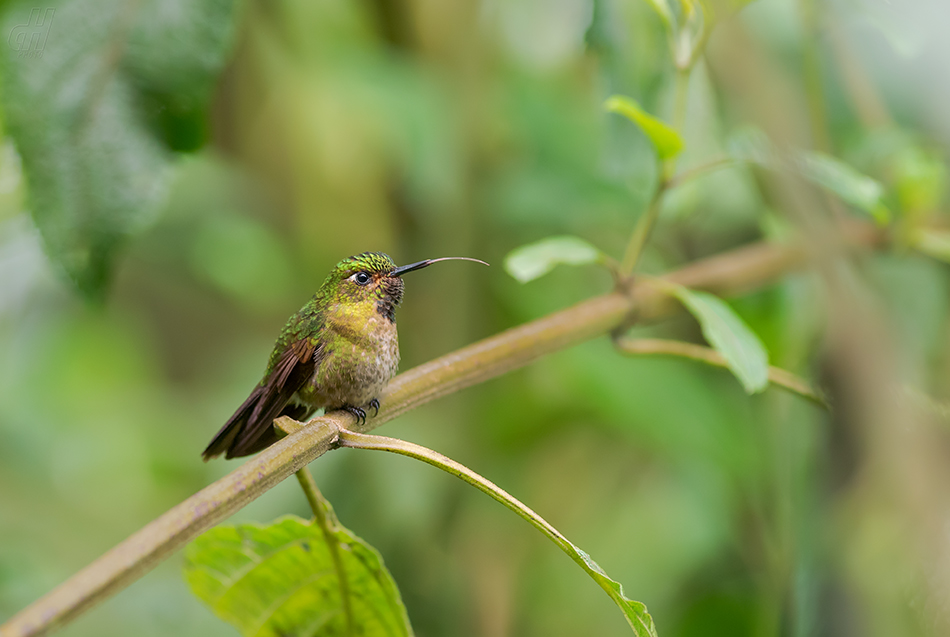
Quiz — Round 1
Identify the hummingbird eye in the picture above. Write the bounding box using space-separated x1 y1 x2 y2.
352 271 371 286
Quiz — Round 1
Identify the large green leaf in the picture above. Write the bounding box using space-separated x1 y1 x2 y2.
0 0 239 300
669 286 769 393
504 235 604 283
184 515 413 637
605 95 684 160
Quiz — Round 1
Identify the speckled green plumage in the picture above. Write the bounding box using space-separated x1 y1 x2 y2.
204 251 486 460
203 252 404 460
264 252 399 379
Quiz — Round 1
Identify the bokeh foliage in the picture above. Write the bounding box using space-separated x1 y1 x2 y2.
0 0 240 300
2 0 950 636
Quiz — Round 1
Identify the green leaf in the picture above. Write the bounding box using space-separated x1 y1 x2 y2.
893 145 946 214
605 95 684 160
797 152 891 224
575 548 658 637
0 0 239 300
504 235 604 283
668 286 769 393
183 515 413 637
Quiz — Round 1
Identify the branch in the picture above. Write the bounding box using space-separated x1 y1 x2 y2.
0 226 881 637
614 337 827 406
665 157 736 190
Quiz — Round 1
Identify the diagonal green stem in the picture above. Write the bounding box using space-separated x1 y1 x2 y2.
665 157 736 190
294 469 353 637
336 429 655 635
620 65 693 275
620 185 666 274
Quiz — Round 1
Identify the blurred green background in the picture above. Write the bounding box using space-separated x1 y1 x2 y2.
2 0 950 635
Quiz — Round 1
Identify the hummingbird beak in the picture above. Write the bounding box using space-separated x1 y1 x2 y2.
390 256 489 277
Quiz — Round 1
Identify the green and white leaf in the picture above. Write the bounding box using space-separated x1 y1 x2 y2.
184 515 413 637
797 151 891 224
605 95 684 160
0 0 240 300
668 285 769 393
504 235 604 283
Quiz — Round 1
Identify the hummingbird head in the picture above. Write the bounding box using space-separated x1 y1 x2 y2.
323 252 488 322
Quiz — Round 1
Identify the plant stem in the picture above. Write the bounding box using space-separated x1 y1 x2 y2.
666 156 736 190
294 468 353 637
620 186 666 274
336 429 655 635
800 0 831 151
614 337 827 406
827 22 891 129
619 66 692 275
671 68 691 141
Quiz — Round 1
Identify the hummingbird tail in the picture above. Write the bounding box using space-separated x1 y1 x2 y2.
203 338 324 460
201 387 265 461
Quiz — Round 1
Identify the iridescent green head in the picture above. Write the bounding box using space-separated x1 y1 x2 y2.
319 252 488 322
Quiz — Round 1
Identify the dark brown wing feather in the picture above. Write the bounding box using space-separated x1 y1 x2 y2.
202 339 322 460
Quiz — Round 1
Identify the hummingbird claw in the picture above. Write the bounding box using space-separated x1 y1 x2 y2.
369 399 380 417
342 404 366 425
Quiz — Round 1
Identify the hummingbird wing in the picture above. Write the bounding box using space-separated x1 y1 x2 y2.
202 338 324 460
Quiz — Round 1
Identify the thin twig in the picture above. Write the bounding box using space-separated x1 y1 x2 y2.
671 68 691 140
336 430 655 635
619 62 693 275
800 0 831 152
665 157 736 190
294 468 353 637
614 337 827 407
620 186 666 274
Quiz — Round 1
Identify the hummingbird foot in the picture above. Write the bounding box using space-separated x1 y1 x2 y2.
341 404 367 425
369 399 380 417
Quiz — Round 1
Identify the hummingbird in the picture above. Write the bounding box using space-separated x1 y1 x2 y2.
203 251 487 460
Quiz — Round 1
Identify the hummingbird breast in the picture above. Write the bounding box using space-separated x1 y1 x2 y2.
302 307 400 410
